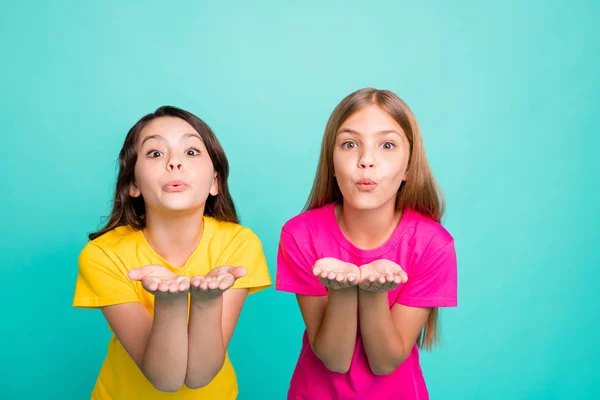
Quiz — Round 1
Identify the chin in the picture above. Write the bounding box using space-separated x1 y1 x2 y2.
341 190 399 212
158 201 204 213
343 196 387 211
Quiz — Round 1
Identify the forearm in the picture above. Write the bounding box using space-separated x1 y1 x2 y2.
185 296 226 389
358 291 406 375
313 287 358 373
142 296 189 392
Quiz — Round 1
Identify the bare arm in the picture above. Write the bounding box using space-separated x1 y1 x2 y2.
185 267 248 389
358 291 430 375
293 257 361 373
101 295 189 392
297 287 358 373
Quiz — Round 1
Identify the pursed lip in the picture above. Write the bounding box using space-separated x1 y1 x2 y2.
356 178 377 191
164 180 188 192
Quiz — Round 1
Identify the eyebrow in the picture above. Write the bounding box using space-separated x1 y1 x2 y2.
337 128 402 137
140 132 202 147
182 133 203 141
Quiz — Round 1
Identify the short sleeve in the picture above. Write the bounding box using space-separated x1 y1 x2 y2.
397 239 457 308
276 228 327 296
218 228 272 294
73 243 140 308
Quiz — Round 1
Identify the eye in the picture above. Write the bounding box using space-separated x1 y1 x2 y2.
342 141 357 149
381 142 395 150
186 148 200 156
147 150 163 158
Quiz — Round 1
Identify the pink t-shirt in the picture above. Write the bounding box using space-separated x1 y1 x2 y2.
276 203 458 400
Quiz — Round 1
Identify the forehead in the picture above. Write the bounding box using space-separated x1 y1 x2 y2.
139 117 198 141
339 105 404 134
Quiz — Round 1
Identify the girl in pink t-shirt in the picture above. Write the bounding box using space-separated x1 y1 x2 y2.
276 88 458 400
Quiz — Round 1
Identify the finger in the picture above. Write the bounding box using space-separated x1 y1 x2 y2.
190 277 201 288
207 279 219 290
169 281 179 293
218 274 235 290
129 266 156 280
158 281 170 292
179 278 190 292
328 279 341 290
376 277 389 291
199 279 210 291
358 278 371 291
145 278 158 292
313 266 322 276
327 271 337 280
128 268 144 281
335 273 345 283
347 273 358 284
228 267 247 279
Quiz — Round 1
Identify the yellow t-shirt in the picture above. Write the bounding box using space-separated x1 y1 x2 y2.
73 216 272 400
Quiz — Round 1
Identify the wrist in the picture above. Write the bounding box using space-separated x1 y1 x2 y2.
153 291 189 304
190 291 223 309
358 288 388 300
328 286 357 297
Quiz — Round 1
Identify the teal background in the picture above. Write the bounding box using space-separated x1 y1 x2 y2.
1 1 598 399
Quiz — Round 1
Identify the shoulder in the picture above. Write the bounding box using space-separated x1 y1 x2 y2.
81 225 139 261
403 209 454 254
207 217 263 248
281 203 334 237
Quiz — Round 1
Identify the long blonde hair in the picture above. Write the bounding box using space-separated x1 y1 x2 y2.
304 88 445 349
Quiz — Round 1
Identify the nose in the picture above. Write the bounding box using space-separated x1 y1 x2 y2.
358 148 375 169
167 156 183 171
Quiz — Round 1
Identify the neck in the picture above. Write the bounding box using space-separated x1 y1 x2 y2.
143 206 205 267
336 199 402 250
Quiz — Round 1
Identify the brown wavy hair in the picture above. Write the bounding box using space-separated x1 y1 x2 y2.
89 106 238 240
304 88 445 349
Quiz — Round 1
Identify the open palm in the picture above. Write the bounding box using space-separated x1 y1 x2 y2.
312 257 360 290
358 259 408 293
128 265 190 298
190 266 247 301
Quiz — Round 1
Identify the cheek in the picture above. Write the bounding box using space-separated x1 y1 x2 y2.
134 163 151 186
333 152 352 178
383 153 409 178
189 160 216 184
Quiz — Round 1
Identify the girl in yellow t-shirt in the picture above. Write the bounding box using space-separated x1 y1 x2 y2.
73 106 271 400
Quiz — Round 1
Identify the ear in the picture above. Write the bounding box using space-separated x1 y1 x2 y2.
129 181 141 198
209 172 219 196
402 160 411 181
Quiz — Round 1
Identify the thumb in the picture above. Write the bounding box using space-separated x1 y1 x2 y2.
228 266 247 279
128 265 158 281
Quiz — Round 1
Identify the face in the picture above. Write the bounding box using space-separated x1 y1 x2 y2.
129 116 218 213
333 105 410 211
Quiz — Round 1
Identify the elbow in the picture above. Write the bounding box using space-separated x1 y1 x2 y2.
184 376 214 390
369 364 396 376
312 339 352 374
150 380 184 393
324 362 351 374
369 356 406 376
142 367 185 392
316 348 351 374
184 367 221 389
